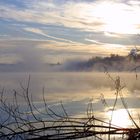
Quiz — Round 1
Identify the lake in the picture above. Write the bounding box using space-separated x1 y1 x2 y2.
0 72 140 139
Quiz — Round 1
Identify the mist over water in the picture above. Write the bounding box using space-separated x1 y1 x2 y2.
0 72 140 109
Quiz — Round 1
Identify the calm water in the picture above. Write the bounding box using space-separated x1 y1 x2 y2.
0 72 140 139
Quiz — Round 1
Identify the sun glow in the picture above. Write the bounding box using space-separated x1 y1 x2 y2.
107 109 132 128
92 2 140 34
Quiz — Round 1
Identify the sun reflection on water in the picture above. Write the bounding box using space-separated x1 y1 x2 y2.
106 109 132 128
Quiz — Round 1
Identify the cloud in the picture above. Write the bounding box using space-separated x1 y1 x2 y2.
24 27 79 43
1 0 140 49
104 32 122 38
128 0 140 5
0 0 139 34
0 1 122 32
85 38 103 45
0 34 9 37
37 39 130 57
24 27 46 36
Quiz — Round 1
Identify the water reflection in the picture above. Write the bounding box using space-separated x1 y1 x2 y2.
0 72 140 139
106 109 132 128
0 72 140 116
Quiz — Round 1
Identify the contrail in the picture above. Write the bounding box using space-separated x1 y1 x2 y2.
24 27 77 44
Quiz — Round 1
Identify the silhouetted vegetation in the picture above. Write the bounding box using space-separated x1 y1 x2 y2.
64 53 140 72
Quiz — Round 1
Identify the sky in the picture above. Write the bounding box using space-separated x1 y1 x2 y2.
1 0 140 71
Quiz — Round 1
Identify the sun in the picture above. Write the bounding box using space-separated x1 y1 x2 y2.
92 2 139 34
106 109 132 128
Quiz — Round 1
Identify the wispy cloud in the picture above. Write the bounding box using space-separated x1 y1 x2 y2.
24 27 47 36
1 0 140 34
85 38 103 45
0 34 9 37
0 1 117 31
104 32 122 38
23 27 79 43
